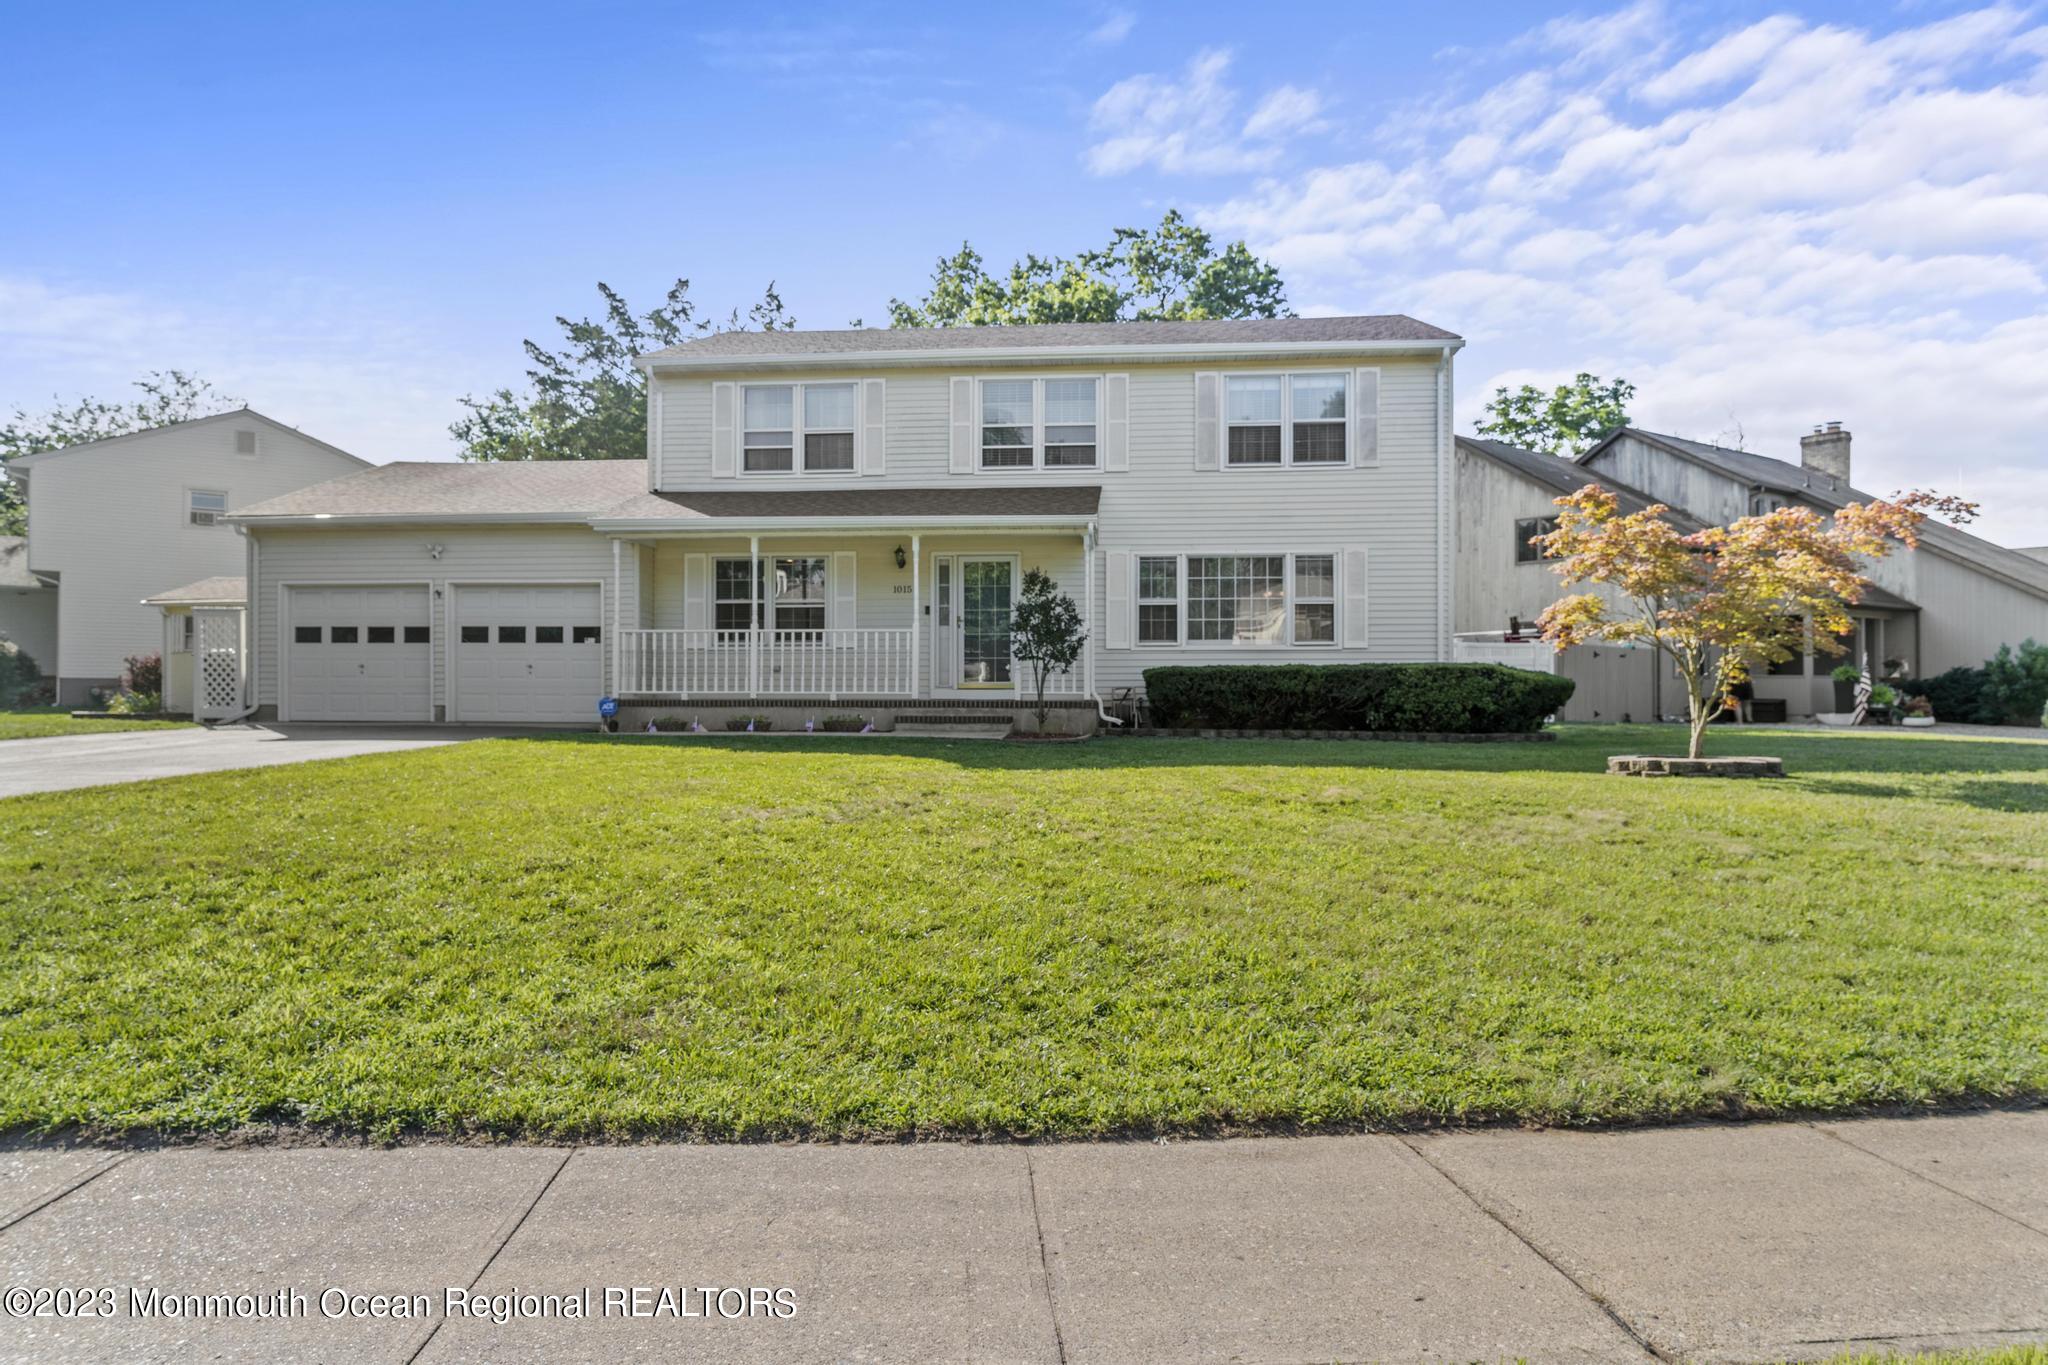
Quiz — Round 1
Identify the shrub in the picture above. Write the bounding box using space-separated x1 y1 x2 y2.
1917 666 1997 725
1982 639 2048 726
1141 663 1576 733
106 690 162 715
724 714 774 732
821 714 869 733
0 638 44 707
122 652 163 696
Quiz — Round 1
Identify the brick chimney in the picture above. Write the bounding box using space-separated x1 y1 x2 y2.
1800 421 1851 486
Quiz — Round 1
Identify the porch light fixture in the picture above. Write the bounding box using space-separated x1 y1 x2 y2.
893 544 907 570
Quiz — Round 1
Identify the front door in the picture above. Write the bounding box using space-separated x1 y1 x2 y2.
958 556 1015 689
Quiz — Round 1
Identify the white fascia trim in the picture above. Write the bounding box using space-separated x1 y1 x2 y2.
587 514 1096 535
639 339 1463 374
227 512 598 527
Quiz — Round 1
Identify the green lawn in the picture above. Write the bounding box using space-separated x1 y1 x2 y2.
0 707 194 741
1 725 2043 1140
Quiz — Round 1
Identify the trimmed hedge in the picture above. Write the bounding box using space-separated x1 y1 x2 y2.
1142 663 1575 733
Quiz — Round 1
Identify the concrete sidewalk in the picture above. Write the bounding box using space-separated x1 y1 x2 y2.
0 723 539 798
1 1111 2042 1363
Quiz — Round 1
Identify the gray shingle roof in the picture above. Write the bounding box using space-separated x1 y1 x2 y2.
1595 428 2048 600
142 576 247 606
1457 437 1706 530
640 315 1459 364
597 485 1102 522
230 460 650 520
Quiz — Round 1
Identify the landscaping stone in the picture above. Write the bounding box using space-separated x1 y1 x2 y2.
1607 753 1784 777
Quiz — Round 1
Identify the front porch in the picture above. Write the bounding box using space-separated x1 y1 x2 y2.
592 487 1102 707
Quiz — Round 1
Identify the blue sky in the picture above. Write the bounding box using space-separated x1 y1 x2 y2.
6 1 2045 541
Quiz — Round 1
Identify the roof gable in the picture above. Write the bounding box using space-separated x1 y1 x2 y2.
1457 436 1704 530
4 408 370 471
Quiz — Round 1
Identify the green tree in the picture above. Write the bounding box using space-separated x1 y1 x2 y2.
888 210 1289 327
1009 567 1087 732
453 280 793 462
1476 373 1635 457
0 371 239 534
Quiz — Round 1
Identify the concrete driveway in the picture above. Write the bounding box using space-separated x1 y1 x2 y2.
0 723 544 798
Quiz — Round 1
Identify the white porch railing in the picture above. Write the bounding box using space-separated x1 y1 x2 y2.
621 629 914 698
1451 632 1557 673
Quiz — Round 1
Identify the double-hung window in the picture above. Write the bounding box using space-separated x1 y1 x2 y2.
713 556 829 636
1137 557 1179 644
980 377 1098 469
1224 372 1348 466
741 383 857 474
1137 552 1340 646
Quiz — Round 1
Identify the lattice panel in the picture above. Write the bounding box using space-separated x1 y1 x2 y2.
193 609 246 720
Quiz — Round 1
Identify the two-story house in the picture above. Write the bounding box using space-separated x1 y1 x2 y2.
227 316 1463 727
4 409 369 707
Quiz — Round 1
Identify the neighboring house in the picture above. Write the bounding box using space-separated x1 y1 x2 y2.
1579 425 2048 714
5 409 369 706
1452 435 1704 722
1454 426 2048 721
0 536 58 676
226 316 1463 726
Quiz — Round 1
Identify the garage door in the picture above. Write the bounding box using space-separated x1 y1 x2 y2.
286 587 432 721
454 584 604 723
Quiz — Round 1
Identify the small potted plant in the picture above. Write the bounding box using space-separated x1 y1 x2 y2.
1901 695 1936 727
1866 682 1899 724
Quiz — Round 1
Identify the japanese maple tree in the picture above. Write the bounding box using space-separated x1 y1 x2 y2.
1536 486 1975 759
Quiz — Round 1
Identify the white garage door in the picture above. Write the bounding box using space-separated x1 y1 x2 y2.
286 587 432 721
454 584 604 723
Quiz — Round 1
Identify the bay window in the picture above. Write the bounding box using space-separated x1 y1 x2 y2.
1225 372 1349 466
741 383 857 474
979 377 1099 469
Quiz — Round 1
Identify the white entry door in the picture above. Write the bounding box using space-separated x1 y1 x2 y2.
286 586 431 721
453 584 604 723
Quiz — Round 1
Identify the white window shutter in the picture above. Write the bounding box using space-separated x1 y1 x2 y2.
949 376 975 474
861 378 887 476
1193 372 1221 470
683 553 710 631
1104 551 1133 649
711 382 737 478
1103 373 1130 472
1353 368 1380 468
1341 548 1370 647
832 550 858 643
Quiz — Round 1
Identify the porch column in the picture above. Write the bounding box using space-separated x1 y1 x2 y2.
748 533 761 699
611 539 622 698
161 612 175 713
909 533 921 698
1082 523 1096 700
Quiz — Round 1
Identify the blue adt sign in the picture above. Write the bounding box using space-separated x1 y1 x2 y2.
597 696 619 720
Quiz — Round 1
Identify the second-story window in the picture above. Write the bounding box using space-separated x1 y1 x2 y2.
743 386 794 472
188 489 228 526
1515 516 1559 564
979 377 1099 470
1226 372 1349 467
740 382 859 474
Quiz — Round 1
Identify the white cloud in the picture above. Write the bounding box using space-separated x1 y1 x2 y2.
1175 4 2048 543
0 274 477 464
1087 10 1135 47
1085 49 1330 176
